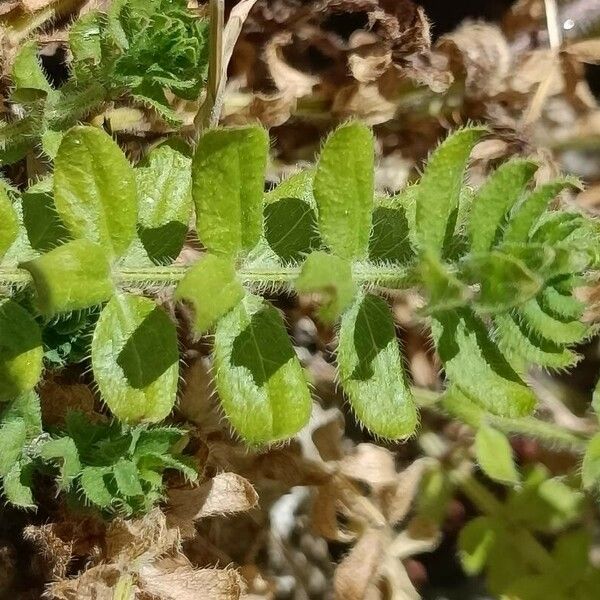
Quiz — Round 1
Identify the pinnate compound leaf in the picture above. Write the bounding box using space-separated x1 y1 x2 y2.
502 178 581 245
337 293 417 439
296 251 356 322
92 294 179 424
468 159 537 253
475 424 520 485
54 126 137 258
582 433 600 490
0 300 43 401
415 127 486 254
213 294 311 444
460 251 541 313
432 310 536 418
175 254 244 335
193 126 268 256
22 239 114 316
136 142 192 263
0 185 18 260
458 516 498 575
313 122 374 260
40 437 81 490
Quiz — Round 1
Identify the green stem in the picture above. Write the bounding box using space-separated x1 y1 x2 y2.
454 468 555 573
0 263 412 290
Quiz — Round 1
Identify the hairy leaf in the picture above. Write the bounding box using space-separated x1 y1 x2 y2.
494 313 580 371
3 461 35 509
92 294 179 423
193 126 268 256
12 41 52 93
0 300 43 401
460 251 541 313
0 185 18 260
22 239 114 316
113 459 144 497
54 126 137 258
415 127 486 254
175 254 244 335
421 253 469 313
21 187 69 253
369 202 414 263
136 142 192 263
475 424 520 484
503 178 581 245
0 418 27 477
517 298 589 345
40 437 81 490
458 516 498 575
313 122 374 260
469 159 537 253
264 172 320 262
80 466 113 508
432 310 536 417
213 295 311 444
338 293 417 439
582 433 600 490
295 251 356 322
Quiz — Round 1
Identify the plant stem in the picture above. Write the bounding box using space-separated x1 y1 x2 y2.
0 263 413 290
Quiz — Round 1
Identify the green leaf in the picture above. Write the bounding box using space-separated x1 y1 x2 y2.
11 41 52 93
460 251 542 313
494 313 580 371
54 126 137 258
0 391 42 435
69 11 102 77
475 424 520 485
0 418 27 477
540 286 584 321
468 159 537 253
421 253 469 313
369 203 414 263
264 172 320 263
517 298 589 345
21 188 69 252
313 122 374 260
22 239 114 316
175 254 244 335
0 300 43 401
92 294 179 424
136 141 192 263
415 127 486 254
3 461 35 509
40 437 81 490
213 294 312 444
295 251 356 322
432 310 536 418
582 433 600 490
80 466 113 508
113 459 144 497
193 126 268 256
503 178 581 245
337 293 417 439
0 185 18 260
458 516 498 575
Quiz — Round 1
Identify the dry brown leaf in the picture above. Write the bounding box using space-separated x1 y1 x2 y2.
333 529 386 600
24 524 73 580
563 39 600 64
138 558 245 600
385 458 431 526
0 1 20 15
339 443 397 489
167 473 258 538
48 564 122 600
21 0 58 11
438 21 511 98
